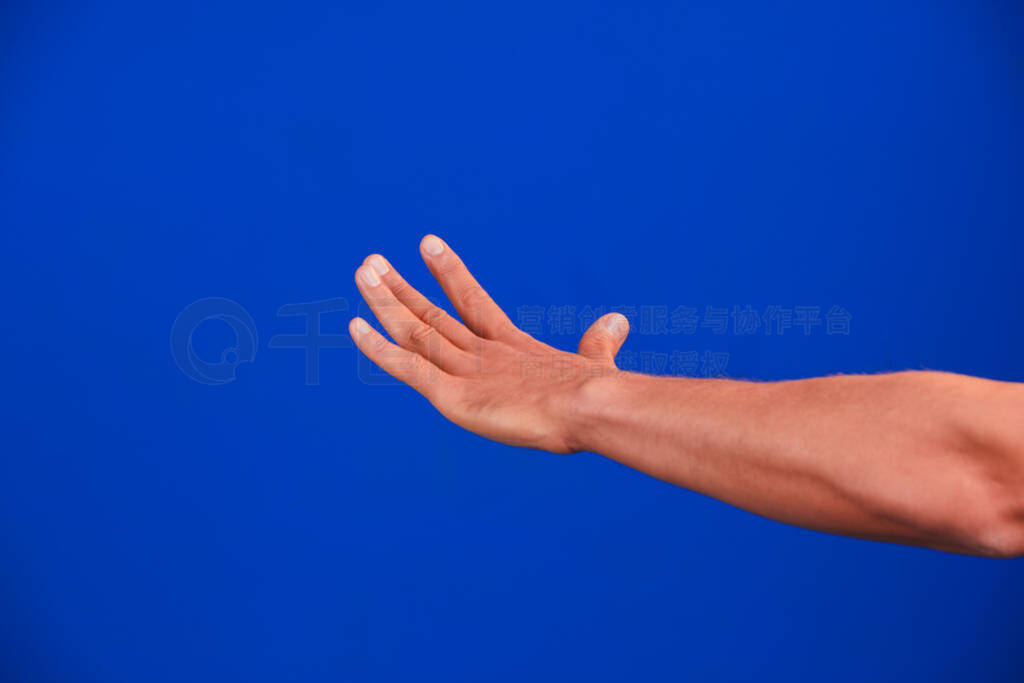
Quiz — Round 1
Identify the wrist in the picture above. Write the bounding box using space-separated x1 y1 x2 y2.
563 370 644 454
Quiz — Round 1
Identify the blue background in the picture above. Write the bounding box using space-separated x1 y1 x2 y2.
2 1 1022 681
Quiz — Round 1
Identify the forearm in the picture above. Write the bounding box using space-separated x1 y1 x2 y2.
570 370 1024 557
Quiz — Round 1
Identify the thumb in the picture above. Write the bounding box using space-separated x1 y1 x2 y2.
578 313 630 363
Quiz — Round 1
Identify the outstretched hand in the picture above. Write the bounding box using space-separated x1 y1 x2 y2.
349 235 630 453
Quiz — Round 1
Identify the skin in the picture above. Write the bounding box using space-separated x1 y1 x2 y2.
349 235 1024 558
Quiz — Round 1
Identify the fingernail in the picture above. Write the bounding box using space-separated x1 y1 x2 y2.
359 265 380 287
368 254 389 276
421 235 444 256
354 318 371 335
604 314 627 335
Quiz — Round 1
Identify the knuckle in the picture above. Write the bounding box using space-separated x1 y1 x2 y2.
457 284 488 307
389 278 411 297
423 305 448 328
407 323 437 348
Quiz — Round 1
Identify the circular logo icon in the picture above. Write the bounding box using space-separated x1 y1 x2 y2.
170 298 258 384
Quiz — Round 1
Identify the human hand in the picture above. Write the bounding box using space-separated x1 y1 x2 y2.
349 235 630 453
